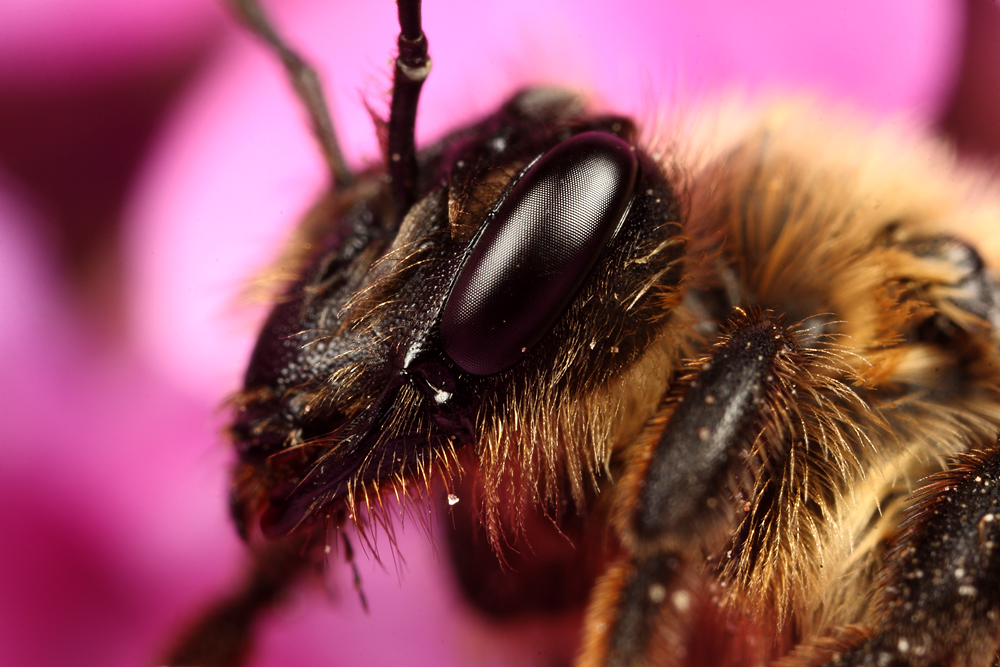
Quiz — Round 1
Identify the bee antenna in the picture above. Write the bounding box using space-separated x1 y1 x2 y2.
226 0 355 188
388 0 431 217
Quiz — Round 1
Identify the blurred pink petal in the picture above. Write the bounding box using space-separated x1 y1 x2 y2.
942 0 1000 160
0 175 241 667
0 0 222 86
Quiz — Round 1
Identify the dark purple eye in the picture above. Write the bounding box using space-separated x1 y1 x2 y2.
441 131 639 376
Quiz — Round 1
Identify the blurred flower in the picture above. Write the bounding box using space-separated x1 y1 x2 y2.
2 0 992 666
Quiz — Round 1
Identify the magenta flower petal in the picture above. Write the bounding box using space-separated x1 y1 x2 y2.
0 176 247 666
0 0 222 86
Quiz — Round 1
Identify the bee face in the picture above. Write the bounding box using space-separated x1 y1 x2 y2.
229 88 689 547
155 2 1000 667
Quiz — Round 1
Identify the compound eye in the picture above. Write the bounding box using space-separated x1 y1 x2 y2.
441 131 639 376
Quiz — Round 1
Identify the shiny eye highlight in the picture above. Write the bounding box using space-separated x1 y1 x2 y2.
440 131 638 376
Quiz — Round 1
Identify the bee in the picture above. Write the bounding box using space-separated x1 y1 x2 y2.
161 1 1000 666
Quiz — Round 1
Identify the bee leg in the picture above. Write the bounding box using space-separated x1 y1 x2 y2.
578 553 697 667
446 465 603 618
897 235 1000 342
579 309 807 667
223 0 353 187
781 442 1000 667
159 533 315 667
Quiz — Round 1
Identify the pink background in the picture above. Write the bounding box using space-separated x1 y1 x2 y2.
1 0 997 666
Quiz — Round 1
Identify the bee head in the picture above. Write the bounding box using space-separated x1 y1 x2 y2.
229 89 684 542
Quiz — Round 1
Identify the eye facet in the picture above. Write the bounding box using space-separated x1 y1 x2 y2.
441 131 639 376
